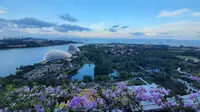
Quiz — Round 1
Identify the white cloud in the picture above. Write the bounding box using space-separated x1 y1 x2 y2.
157 8 189 18
68 30 130 38
88 22 106 30
0 6 6 14
192 12 200 16
0 9 5 14
1 20 200 40
157 8 200 18
139 20 200 39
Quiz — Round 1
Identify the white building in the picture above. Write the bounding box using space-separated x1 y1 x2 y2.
68 44 80 54
42 50 72 63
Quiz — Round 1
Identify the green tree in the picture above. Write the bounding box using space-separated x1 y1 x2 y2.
83 75 92 82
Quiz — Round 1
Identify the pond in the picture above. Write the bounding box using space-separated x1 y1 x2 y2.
72 64 95 81
72 67 120 81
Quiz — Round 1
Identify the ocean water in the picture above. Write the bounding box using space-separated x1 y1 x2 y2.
56 38 200 47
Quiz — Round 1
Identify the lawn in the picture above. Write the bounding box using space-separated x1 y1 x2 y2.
177 56 200 62
126 79 146 86
144 78 155 84
154 79 187 95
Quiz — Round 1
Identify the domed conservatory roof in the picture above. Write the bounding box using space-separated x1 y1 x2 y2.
42 50 72 63
68 44 80 54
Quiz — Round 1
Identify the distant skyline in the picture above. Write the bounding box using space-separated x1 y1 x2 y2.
0 0 200 40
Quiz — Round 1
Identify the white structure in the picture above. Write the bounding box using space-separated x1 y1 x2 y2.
68 44 80 54
173 78 198 93
42 50 72 63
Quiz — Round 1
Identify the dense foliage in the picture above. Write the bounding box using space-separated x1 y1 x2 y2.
0 82 199 112
0 37 76 49
82 44 200 77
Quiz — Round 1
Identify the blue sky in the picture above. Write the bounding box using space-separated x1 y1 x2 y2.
0 0 200 39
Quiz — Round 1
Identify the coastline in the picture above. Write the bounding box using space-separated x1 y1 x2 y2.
0 43 84 77
0 41 82 50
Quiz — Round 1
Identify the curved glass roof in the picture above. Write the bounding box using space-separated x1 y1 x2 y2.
68 44 80 54
42 50 72 63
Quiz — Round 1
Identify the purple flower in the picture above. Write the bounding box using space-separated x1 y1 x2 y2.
24 86 30 92
189 76 200 81
92 89 97 94
19 93 23 97
154 98 162 105
4 107 8 112
72 86 76 89
128 90 133 95
76 88 81 93
55 86 61 94
159 89 170 95
34 104 41 110
121 98 127 105
177 95 181 99
105 94 109 98
67 95 96 110
45 86 54 94
102 91 109 98
150 88 155 93
184 102 193 108
120 92 126 96
38 94 45 101
97 98 105 105
34 104 44 112
106 89 112 93
112 93 117 98
162 102 173 108
117 82 127 90
115 89 121 95
90 102 97 108
0 107 8 112
134 87 146 94
188 93 198 99
197 90 200 95
67 96 80 108
142 94 152 101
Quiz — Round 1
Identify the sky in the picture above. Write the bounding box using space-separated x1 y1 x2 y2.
0 0 200 40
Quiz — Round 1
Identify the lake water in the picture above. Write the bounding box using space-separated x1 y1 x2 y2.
1 38 200 77
0 44 83 77
71 64 119 81
72 64 95 81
